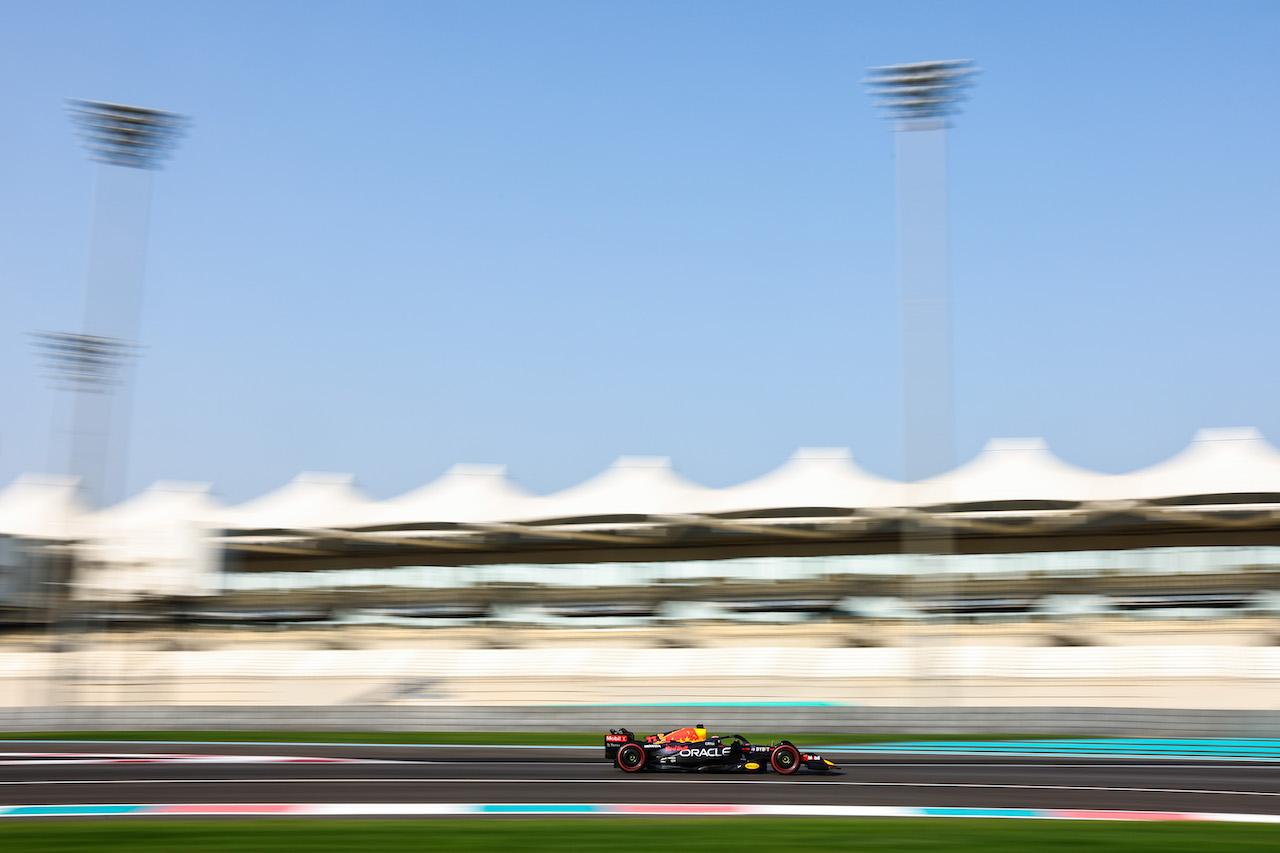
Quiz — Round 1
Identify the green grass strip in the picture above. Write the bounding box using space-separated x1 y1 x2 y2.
0 819 1276 852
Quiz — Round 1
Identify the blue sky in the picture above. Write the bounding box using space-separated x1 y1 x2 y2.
1 0 1278 503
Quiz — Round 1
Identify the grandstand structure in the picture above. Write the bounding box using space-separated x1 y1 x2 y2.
2 428 1280 629
3 428 1280 713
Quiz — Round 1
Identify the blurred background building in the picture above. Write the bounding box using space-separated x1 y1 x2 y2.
2 428 1279 715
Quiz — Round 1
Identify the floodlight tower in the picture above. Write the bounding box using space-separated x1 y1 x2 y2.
37 100 190 510
31 101 188 704
867 61 977 706
866 60 976 484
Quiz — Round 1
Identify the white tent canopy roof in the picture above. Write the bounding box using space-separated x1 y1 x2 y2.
373 464 538 525
0 474 86 538
913 438 1113 506
709 448 907 513
1116 428 1280 501
524 456 719 520
87 482 225 532
211 473 378 530
6 428 1280 537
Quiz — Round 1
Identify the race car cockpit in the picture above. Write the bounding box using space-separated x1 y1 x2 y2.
645 724 708 744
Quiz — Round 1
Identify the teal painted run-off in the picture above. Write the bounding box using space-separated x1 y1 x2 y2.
480 804 597 813
923 808 1040 818
841 738 1280 760
4 805 145 815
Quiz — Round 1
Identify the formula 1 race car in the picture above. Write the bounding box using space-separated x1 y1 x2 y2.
605 724 838 774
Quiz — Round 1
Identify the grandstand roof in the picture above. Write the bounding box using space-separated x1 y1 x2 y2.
211 472 378 530
5 429 1280 568
526 456 714 520
90 481 224 531
709 447 906 513
371 463 535 525
1120 427 1280 500
0 474 85 539
914 437 1109 505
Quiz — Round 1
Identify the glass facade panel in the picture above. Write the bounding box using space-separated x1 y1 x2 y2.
221 545 1280 594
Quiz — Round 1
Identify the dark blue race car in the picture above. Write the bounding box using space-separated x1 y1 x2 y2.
605 724 838 774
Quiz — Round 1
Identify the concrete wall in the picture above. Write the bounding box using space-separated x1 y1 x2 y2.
6 644 1280 710
2 705 1279 737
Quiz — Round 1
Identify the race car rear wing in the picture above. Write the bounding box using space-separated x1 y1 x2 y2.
605 728 635 760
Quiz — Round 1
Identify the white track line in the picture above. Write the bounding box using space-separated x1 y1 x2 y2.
429 760 1280 768
3 777 1278 798
5 757 1278 769
0 758 405 766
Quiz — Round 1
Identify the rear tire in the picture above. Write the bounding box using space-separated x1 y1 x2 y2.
617 743 647 773
770 744 800 775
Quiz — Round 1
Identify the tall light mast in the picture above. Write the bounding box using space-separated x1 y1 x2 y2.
866 60 977 483
36 100 190 510
867 60 977 706
31 100 189 703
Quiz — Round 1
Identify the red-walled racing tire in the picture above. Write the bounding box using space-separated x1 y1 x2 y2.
770 743 800 775
616 743 647 772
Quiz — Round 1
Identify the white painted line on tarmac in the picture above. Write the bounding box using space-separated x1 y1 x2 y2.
4 802 1280 822
3 777 1278 798
0 740 602 750
0 757 408 766
823 762 1280 769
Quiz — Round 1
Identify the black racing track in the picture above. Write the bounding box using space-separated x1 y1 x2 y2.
2 742 1279 818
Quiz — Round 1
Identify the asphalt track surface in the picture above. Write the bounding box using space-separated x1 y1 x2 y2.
3 742 1280 819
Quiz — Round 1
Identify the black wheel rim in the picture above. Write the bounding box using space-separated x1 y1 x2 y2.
620 748 642 768
777 750 795 768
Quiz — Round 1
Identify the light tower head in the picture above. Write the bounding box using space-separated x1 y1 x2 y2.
67 99 190 170
32 331 138 393
865 60 978 128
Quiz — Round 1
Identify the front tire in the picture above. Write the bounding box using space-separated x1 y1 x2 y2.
617 743 647 772
770 744 800 775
